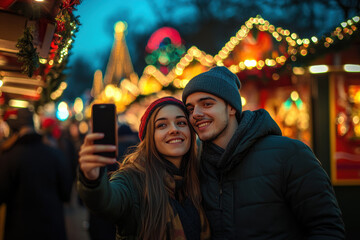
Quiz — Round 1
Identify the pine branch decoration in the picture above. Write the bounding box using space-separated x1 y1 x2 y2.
16 27 40 77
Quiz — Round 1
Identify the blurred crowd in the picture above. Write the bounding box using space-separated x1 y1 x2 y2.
0 107 139 240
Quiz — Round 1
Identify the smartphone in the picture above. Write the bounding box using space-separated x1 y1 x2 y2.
92 103 118 158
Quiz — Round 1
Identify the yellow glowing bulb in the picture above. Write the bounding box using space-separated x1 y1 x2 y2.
173 79 181 88
293 67 305 75
75 113 83 121
241 97 246 107
272 73 280 81
105 85 115 98
244 59 257 68
337 115 344 124
311 36 318 43
353 116 359 124
180 79 190 88
79 121 89 134
290 91 299 101
58 101 68 111
50 92 57 100
354 91 360 104
39 58 47 64
309 65 329 74
114 90 122 101
303 38 310 44
115 21 127 33
60 82 67 89
74 97 83 113
300 49 307 56
344 64 360 72
354 125 360 137
9 99 29 108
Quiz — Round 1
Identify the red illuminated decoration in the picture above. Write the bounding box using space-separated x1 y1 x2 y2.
0 0 16 9
223 29 289 85
145 27 185 75
332 78 360 184
232 31 274 62
146 27 182 53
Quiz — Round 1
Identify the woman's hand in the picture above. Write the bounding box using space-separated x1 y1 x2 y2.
79 133 117 180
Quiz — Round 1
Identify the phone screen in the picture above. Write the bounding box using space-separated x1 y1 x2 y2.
92 104 117 158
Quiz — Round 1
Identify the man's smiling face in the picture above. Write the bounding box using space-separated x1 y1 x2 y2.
185 92 235 146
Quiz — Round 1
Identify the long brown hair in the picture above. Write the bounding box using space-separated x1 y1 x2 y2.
118 104 201 240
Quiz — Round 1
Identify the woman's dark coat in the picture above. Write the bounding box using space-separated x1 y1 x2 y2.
77 168 141 240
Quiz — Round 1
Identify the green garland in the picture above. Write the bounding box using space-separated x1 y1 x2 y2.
13 0 81 110
38 18 79 105
36 3 81 108
54 8 80 63
145 38 186 73
15 27 39 77
34 58 68 110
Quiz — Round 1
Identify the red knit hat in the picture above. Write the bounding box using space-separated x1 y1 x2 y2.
139 96 186 141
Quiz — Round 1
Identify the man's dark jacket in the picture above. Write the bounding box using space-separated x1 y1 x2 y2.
200 109 345 239
0 132 73 240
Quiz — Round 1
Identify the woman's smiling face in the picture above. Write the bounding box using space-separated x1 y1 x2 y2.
154 105 191 167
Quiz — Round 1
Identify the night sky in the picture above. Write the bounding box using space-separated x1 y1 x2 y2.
69 0 161 70
70 1 347 68
65 0 349 101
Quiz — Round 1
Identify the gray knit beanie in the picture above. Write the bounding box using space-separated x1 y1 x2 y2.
182 66 242 118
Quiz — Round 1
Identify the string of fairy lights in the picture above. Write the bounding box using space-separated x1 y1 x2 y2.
5 13 360 116
290 16 359 63
89 15 359 113
33 13 358 138
31 13 357 144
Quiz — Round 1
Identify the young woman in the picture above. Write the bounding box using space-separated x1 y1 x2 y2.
77 97 210 240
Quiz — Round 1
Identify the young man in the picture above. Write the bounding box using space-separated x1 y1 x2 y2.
182 66 345 239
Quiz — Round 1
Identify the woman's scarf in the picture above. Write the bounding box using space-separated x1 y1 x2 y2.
133 160 211 239
164 162 211 240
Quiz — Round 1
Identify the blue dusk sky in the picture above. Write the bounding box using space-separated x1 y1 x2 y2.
69 0 161 69
69 0 348 70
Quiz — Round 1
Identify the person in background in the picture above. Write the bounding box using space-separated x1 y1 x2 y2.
0 108 73 240
116 124 139 162
41 117 78 183
0 119 9 146
41 117 62 148
182 66 345 239
77 97 211 240
68 118 85 156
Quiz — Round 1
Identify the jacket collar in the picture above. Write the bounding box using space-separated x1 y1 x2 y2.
202 109 282 172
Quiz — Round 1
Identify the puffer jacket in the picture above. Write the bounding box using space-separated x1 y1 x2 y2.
200 109 345 239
